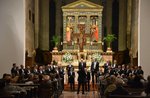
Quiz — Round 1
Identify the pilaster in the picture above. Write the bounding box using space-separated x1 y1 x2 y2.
39 0 49 50
118 0 127 51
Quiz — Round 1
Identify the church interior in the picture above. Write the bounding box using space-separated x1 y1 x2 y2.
0 0 150 98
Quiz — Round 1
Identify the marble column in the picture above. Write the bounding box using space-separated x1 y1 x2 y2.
131 0 139 58
87 15 90 34
39 0 49 50
55 0 63 36
63 15 67 42
127 0 132 49
98 13 102 41
25 0 35 56
106 0 112 34
34 0 39 49
118 0 127 51
75 15 78 34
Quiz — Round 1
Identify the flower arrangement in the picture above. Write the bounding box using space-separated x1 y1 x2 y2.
91 53 103 62
62 52 73 63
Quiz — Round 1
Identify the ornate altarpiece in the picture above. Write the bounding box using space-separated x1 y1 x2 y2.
62 0 103 52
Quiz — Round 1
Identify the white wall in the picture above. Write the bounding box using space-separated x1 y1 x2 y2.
139 0 150 78
0 0 25 77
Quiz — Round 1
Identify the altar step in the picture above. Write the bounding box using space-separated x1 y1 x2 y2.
64 83 98 91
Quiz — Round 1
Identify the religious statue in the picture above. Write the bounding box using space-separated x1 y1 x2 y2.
91 25 99 42
66 25 73 42
77 32 86 52
77 24 86 52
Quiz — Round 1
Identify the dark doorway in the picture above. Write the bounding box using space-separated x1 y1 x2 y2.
49 0 56 51
112 0 119 52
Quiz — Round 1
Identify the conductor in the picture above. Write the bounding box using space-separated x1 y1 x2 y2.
77 68 86 94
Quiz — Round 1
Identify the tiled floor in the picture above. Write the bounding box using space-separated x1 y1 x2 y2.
59 91 100 98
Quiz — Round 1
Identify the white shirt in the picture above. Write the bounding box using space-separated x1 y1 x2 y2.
94 62 97 69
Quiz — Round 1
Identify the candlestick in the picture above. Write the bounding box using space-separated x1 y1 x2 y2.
61 42 63 45
102 42 104 45
72 41 74 45
90 42 93 45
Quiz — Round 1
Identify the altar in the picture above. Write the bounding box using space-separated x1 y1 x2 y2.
51 0 113 83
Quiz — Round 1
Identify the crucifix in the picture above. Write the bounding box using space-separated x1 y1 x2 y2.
77 24 86 52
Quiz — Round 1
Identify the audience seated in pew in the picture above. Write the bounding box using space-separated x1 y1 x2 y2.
0 79 12 96
145 75 150 96
110 76 129 95
104 75 117 97
2 74 27 95
39 75 52 89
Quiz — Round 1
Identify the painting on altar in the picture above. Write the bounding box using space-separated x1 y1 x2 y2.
62 0 103 52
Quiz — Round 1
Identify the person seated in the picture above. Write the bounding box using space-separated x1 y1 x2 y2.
110 77 129 95
145 75 150 96
39 75 52 89
0 79 12 96
131 74 144 88
3 74 27 95
104 75 117 97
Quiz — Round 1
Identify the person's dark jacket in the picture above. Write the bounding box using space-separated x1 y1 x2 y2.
77 70 86 83
110 86 129 95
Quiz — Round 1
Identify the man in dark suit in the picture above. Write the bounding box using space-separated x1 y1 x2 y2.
11 63 18 76
66 63 74 75
85 68 91 92
125 65 132 76
32 65 39 75
77 69 86 94
78 59 86 71
66 63 74 84
19 65 25 76
111 60 117 68
24 66 31 78
68 68 75 91
45 64 51 75
58 66 65 90
137 66 144 75
103 60 111 74
91 58 99 85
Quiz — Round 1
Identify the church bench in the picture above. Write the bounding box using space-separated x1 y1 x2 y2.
0 95 14 98
108 95 148 98
38 88 53 98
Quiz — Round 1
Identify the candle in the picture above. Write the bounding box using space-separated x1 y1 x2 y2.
72 41 74 45
61 42 63 45
91 42 93 45
102 42 104 45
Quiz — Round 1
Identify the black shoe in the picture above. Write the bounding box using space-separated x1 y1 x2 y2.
82 92 84 94
77 92 79 94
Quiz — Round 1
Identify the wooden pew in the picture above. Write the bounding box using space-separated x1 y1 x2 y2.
108 95 148 98
0 95 14 98
38 88 53 98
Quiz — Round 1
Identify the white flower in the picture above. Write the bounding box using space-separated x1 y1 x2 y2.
62 52 73 63
91 53 103 62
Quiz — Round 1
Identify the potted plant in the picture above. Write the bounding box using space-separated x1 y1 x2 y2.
103 34 117 52
51 35 60 52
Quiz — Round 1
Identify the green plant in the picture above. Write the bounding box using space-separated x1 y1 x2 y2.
103 34 117 48
51 35 60 47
